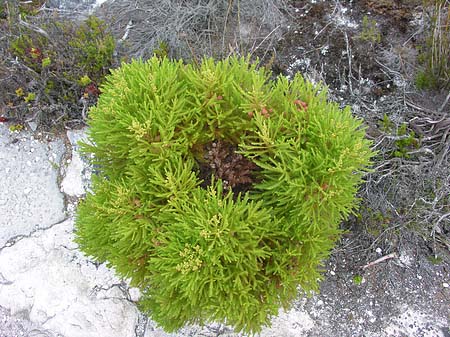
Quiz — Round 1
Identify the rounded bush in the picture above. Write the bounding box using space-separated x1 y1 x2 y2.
75 56 372 334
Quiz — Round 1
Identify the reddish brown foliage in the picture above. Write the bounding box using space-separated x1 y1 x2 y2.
197 140 259 194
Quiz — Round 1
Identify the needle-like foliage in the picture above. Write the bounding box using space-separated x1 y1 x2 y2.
75 56 373 334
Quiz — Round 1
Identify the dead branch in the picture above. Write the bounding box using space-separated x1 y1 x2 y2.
343 30 353 95
362 252 397 269
438 91 450 113
18 16 49 38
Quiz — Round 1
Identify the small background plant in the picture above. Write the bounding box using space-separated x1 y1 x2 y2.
416 0 450 89
358 15 382 44
75 56 373 334
0 3 115 130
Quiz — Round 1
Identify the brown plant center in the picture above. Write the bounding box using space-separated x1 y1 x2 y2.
196 140 260 196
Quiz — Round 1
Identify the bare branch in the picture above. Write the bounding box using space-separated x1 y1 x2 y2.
362 253 397 269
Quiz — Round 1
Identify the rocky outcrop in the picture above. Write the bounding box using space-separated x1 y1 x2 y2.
0 125 141 337
0 126 65 248
0 218 139 337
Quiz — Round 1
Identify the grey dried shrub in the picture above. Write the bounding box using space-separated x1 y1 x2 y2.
95 0 289 61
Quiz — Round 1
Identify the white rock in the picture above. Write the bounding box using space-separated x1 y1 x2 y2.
129 287 141 302
61 129 91 197
398 252 414 267
144 306 315 337
385 307 447 337
0 219 139 337
260 308 315 337
60 150 86 197
0 125 66 247
28 121 38 132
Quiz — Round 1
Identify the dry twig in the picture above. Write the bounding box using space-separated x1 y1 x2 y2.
362 252 397 269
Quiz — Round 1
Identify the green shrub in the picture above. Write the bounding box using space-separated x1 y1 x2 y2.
68 16 115 76
392 124 419 159
352 274 363 285
6 15 115 124
358 15 381 44
10 15 114 79
75 56 373 334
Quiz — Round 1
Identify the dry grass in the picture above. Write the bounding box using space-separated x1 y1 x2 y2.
94 0 291 62
417 0 450 88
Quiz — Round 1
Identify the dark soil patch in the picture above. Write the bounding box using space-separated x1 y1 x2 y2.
270 1 449 335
